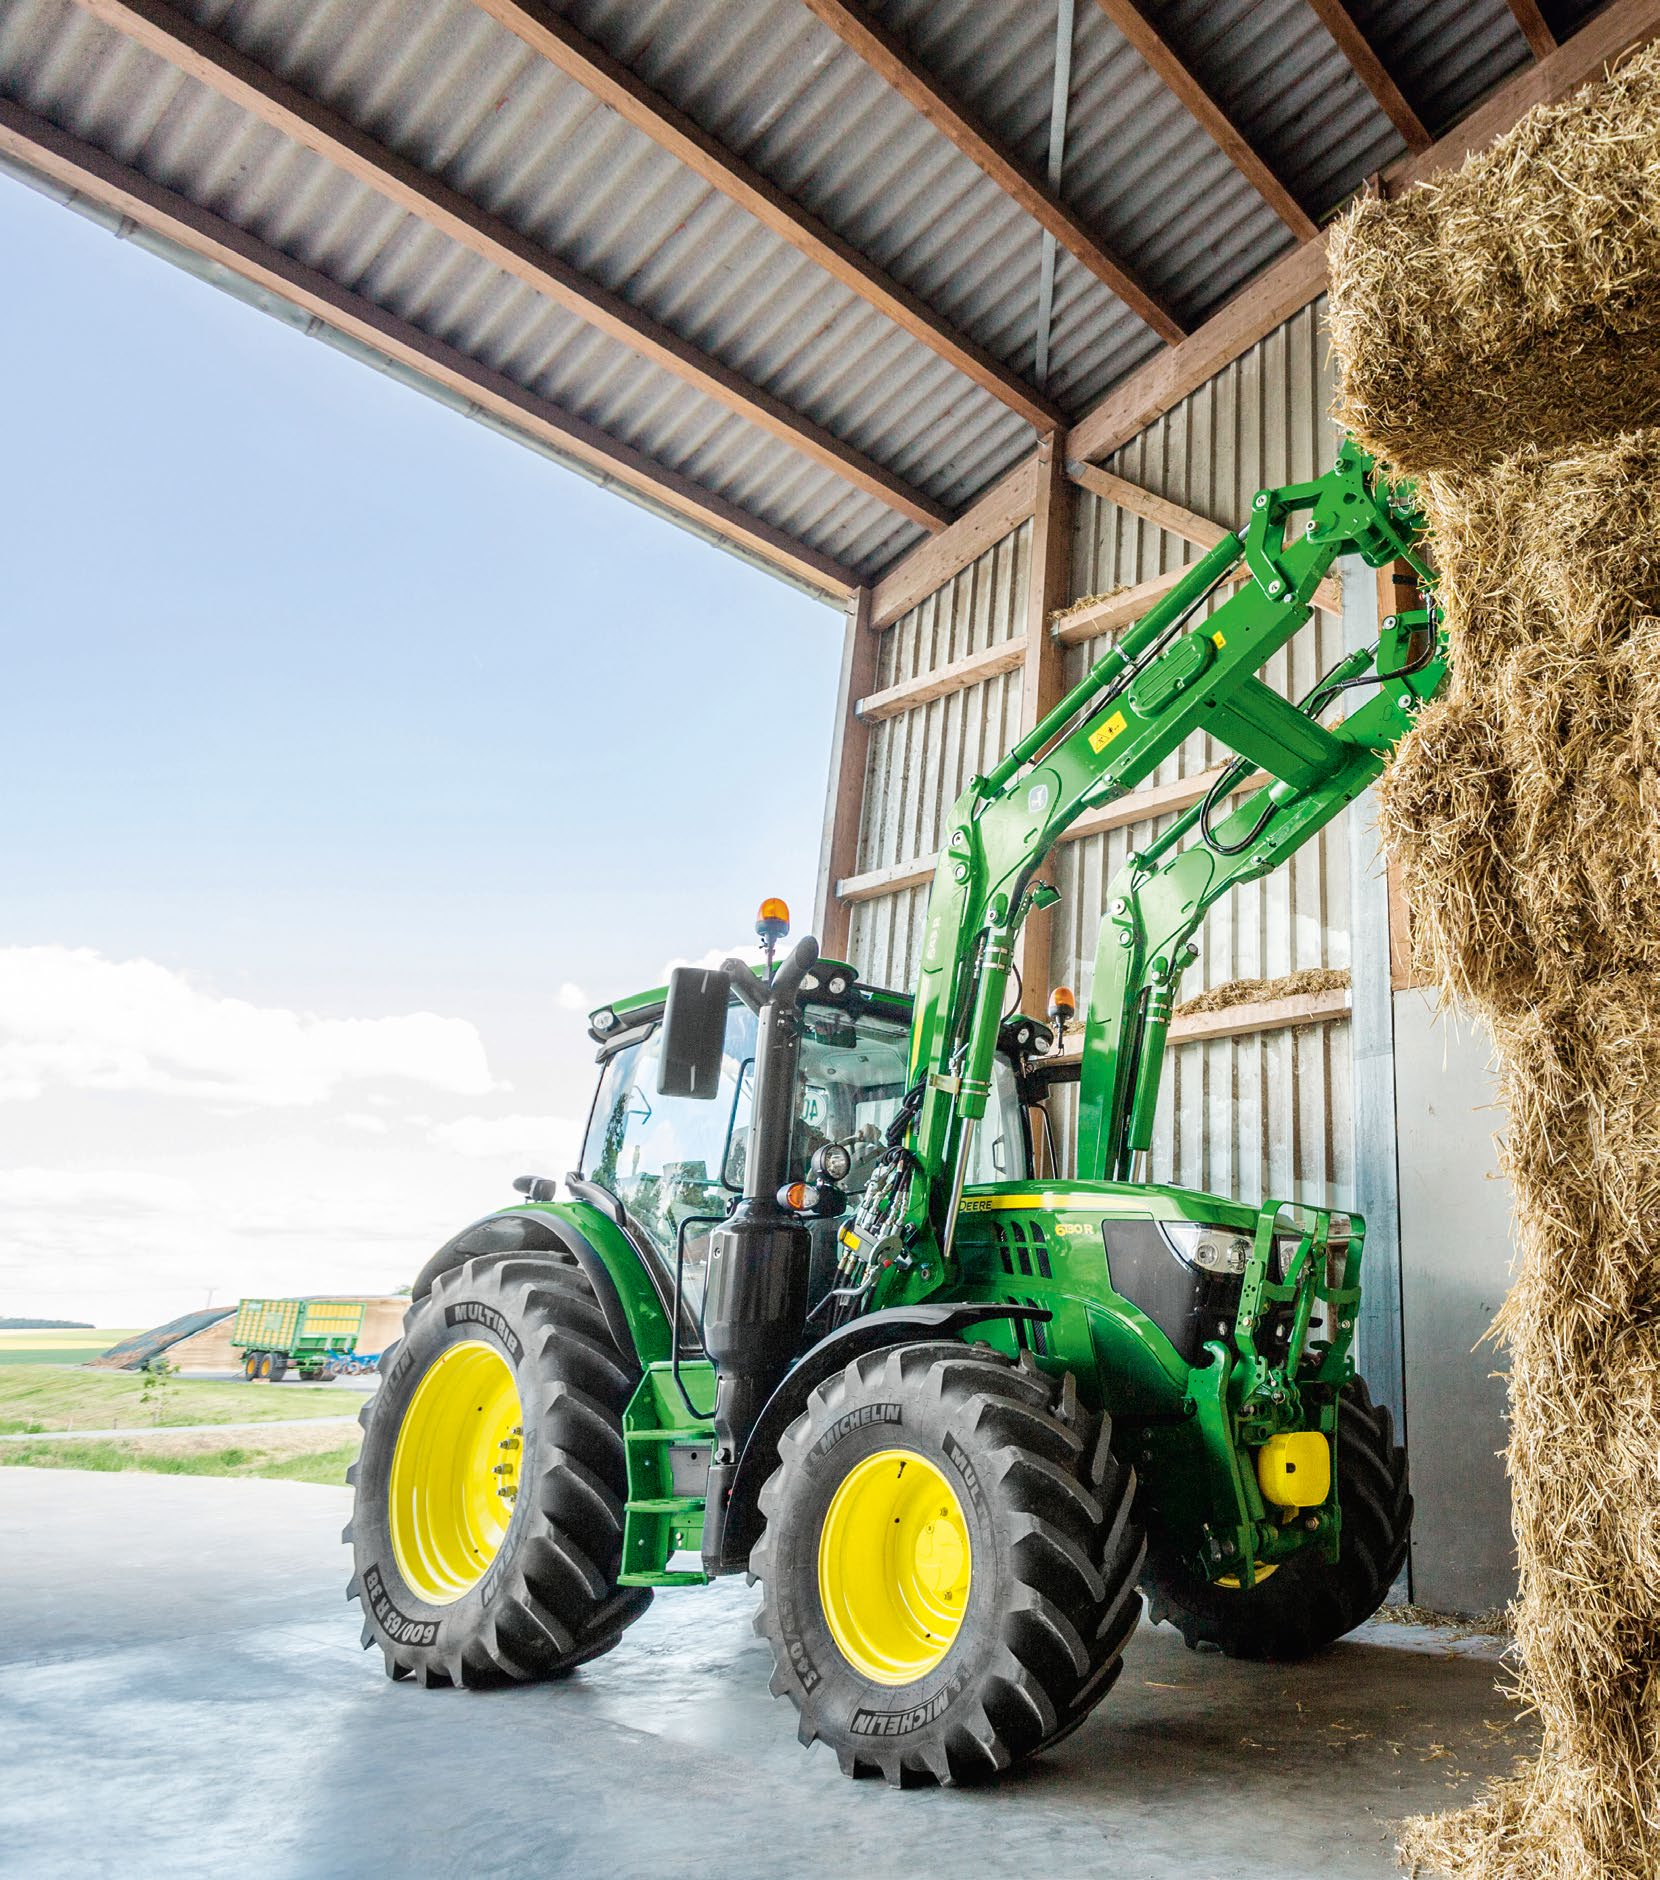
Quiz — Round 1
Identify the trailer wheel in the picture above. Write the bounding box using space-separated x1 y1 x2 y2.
752 1342 1144 1785
1141 1377 1411 1659
256 1353 273 1381
243 1353 259 1381
269 1354 289 1383
346 1251 651 1687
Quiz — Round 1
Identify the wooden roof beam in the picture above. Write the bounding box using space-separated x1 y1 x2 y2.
1300 0 1431 151
1090 0 1318 239
473 0 1062 432
1506 0 1559 60
73 0 950 533
797 0 1187 345
0 98 858 598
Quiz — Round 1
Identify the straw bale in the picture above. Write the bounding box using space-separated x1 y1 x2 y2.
1373 446 1660 1875
1333 53 1660 1859
1329 41 1660 480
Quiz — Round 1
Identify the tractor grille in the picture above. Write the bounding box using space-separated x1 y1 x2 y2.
991 1217 1052 1281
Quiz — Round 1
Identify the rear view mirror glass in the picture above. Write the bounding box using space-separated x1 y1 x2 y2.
657 967 728 1099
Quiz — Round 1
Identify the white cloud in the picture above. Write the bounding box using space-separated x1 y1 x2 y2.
428 1112 581 1167
340 1112 390 1135
0 946 494 1107
0 1167 202 1215
555 982 589 1012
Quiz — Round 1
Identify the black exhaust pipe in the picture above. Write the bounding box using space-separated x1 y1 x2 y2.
699 936 817 1571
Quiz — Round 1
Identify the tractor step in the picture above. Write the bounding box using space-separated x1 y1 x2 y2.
619 1361 717 1588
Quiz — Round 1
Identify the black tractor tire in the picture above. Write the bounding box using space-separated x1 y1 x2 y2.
346 1251 651 1687
1142 1376 1410 1660
257 1353 273 1381
243 1353 259 1381
269 1354 289 1383
752 1342 1145 1786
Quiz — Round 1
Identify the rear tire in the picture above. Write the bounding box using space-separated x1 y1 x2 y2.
346 1251 651 1687
753 1342 1144 1785
1141 1377 1410 1659
243 1353 259 1381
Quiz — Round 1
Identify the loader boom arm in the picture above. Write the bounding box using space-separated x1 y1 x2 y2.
845 438 1444 1289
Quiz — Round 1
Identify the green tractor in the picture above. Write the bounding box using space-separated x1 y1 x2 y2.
347 441 1433 1783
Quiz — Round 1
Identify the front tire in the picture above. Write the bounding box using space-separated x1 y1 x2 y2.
1142 1376 1411 1659
752 1342 1144 1786
346 1252 651 1687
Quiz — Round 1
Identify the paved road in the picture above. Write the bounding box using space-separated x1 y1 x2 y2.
0 1469 1527 1880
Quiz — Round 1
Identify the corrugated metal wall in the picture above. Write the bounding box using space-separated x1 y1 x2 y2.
1056 297 1352 1205
845 299 1355 1213
848 521 1029 987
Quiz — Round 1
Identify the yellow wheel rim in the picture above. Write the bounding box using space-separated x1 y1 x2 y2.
388 1341 523 1605
817 1448 972 1684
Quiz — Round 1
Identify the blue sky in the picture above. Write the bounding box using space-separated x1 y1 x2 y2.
0 168 842 1325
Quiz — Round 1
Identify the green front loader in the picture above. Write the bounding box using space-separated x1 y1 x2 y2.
347 441 1437 1783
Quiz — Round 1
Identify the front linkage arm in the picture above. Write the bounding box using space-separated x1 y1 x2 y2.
842 439 1443 1300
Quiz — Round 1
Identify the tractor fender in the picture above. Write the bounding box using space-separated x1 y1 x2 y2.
410 1203 672 1366
717 1301 1051 1572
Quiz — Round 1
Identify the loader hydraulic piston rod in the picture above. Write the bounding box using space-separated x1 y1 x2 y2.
842 438 1445 1289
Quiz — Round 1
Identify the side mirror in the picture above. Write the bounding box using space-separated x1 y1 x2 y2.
657 967 729 1099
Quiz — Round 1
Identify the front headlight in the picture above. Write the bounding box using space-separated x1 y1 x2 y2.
1272 1213 1354 1281
1160 1221 1253 1276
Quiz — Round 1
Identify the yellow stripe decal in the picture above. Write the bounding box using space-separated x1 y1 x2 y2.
958 1194 1114 1214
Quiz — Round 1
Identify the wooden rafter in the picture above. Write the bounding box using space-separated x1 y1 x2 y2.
1065 461 1344 616
0 99 858 597
796 0 1187 345
1090 0 1317 239
871 457 1038 628
1301 0 1431 151
857 639 1026 722
814 590 880 957
471 0 1062 432
1506 0 1559 60
73 0 950 534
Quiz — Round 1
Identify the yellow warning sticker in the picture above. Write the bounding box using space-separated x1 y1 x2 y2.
1212 630 1227 649
1089 709 1128 755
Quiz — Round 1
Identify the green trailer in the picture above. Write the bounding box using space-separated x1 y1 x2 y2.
230 1297 366 1381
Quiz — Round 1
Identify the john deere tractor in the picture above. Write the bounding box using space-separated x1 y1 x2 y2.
347 440 1431 1784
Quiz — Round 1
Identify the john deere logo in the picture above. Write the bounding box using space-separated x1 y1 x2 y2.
1027 783 1050 817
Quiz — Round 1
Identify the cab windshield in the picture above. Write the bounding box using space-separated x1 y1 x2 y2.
578 995 1027 1289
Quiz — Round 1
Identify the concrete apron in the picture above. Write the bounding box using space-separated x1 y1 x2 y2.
0 1470 1529 1880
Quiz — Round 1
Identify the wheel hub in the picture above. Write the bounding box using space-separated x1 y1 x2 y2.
388 1341 523 1605
816 1448 972 1685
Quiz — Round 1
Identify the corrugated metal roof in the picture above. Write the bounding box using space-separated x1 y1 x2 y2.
0 0 1550 590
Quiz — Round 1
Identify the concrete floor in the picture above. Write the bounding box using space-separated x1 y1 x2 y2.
0 1469 1532 1880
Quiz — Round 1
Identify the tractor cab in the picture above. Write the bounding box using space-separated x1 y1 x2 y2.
576 957 1046 1330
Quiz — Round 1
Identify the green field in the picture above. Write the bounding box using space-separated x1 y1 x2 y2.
0 1329 141 1367
0 1364 365 1436
0 1433 359 1486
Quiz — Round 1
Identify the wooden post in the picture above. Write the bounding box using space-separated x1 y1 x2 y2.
1016 437 1075 1016
814 588 879 962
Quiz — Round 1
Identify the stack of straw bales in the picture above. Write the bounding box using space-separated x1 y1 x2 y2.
1330 43 1660 1880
